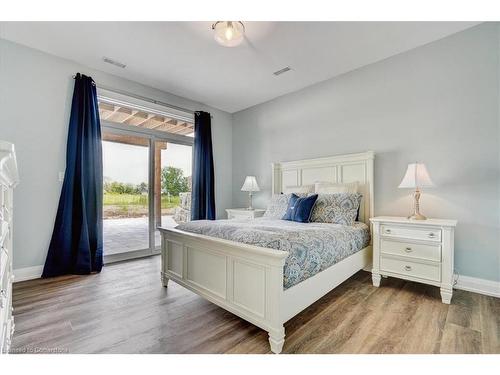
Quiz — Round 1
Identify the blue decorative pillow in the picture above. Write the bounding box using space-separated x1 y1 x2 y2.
282 194 318 223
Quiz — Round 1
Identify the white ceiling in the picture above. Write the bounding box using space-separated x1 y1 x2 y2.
0 22 480 113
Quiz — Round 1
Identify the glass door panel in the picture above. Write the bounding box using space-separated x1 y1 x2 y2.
102 132 150 255
154 140 193 248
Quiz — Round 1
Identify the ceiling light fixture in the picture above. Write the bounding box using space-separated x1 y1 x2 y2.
212 21 245 47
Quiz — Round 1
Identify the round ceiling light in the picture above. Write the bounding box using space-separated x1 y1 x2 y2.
212 21 245 47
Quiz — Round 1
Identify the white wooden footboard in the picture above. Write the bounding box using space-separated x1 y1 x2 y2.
159 151 375 353
160 227 289 353
160 227 371 353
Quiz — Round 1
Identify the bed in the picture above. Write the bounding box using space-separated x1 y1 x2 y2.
159 151 374 353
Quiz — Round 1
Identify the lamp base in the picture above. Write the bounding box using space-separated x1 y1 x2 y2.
408 213 427 220
247 192 253 211
408 188 427 220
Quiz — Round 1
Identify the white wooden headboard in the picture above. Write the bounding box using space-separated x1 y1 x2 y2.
271 151 375 224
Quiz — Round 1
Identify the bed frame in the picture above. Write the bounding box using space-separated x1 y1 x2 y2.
159 151 374 353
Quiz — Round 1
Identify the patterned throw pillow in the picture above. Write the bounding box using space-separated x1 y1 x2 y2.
310 193 362 225
263 194 291 219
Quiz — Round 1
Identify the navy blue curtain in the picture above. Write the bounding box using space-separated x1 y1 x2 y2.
42 73 103 277
191 111 216 220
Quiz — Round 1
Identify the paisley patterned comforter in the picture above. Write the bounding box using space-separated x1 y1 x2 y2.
175 218 370 289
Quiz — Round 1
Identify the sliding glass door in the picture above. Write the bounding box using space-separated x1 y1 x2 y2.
98 93 194 262
154 140 193 248
102 133 150 257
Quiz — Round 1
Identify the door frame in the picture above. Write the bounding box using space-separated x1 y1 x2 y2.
101 120 194 264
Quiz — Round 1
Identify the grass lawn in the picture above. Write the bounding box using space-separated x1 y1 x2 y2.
103 193 183 219
104 193 181 209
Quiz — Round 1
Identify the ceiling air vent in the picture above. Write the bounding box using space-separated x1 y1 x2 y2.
103 57 127 69
273 66 292 76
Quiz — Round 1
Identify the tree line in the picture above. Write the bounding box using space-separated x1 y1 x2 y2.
104 166 190 196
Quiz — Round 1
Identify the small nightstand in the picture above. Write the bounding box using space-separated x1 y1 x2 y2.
370 216 457 304
226 208 266 220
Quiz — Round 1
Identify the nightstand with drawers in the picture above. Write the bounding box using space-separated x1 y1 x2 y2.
370 216 457 304
226 208 266 220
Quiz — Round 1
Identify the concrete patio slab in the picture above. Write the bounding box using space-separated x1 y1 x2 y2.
103 215 177 255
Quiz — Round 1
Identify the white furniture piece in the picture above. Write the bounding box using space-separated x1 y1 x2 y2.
240 176 260 210
0 141 19 354
370 216 457 304
226 208 266 220
159 151 374 353
173 192 191 223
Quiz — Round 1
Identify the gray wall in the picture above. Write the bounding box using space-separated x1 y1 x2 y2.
232 23 500 282
0 39 233 270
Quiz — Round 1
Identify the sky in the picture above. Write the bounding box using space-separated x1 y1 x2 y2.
103 141 192 185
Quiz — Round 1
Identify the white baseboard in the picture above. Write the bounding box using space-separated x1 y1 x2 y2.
13 265 43 282
454 274 500 298
12 251 159 282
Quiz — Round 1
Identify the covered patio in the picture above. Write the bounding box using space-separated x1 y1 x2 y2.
103 215 177 255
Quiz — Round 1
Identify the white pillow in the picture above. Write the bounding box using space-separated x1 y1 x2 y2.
315 181 359 194
283 184 314 194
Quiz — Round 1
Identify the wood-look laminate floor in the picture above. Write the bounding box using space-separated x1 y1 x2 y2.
11 256 500 354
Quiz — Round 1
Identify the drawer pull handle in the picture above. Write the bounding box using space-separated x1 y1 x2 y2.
405 247 412 252
428 233 436 238
385 229 391 234
404 265 412 271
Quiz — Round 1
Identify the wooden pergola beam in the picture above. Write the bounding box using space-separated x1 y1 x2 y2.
98 101 194 135
121 110 139 123
125 113 154 126
167 122 194 135
103 105 120 120
102 132 150 147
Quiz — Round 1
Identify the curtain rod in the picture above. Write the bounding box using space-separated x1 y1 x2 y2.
72 74 211 117
97 84 199 116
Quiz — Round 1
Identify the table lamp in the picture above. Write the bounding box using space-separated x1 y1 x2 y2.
398 163 434 220
241 176 260 210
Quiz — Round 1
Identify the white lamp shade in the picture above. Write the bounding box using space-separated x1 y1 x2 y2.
398 163 434 188
241 176 260 192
